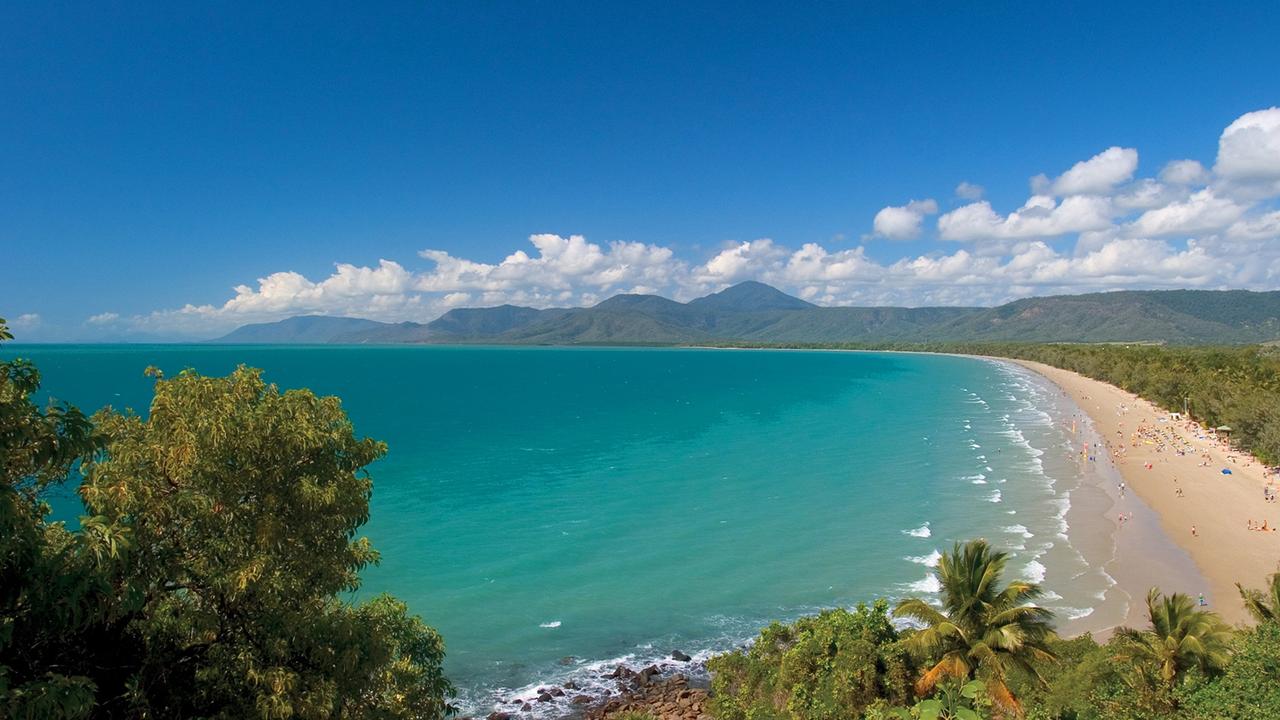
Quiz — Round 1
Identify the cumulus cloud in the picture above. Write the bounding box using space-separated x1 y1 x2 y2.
872 199 938 240
1160 159 1209 186
1050 146 1139 196
1215 107 1280 182
1127 189 1248 237
130 107 1280 337
955 182 985 201
937 195 1114 241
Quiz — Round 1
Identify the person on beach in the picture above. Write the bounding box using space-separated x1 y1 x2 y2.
1199 593 1206 607
1191 524 1198 537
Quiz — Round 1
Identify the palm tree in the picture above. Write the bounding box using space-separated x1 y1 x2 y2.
894 539 1056 715
1113 588 1233 690
1235 569 1280 623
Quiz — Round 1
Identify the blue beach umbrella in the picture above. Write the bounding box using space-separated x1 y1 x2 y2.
1221 468 1232 475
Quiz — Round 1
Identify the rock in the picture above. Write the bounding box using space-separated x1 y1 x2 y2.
671 650 691 662
537 692 553 703
571 695 592 705
559 656 575 666
563 680 579 690
521 704 532 712
486 713 511 720
550 688 565 697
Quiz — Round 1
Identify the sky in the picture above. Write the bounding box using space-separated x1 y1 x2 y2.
3 3 1280 341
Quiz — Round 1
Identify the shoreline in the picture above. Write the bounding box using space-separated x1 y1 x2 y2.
1004 358 1280 628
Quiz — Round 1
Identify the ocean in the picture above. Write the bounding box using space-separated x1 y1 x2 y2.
7 345 1117 714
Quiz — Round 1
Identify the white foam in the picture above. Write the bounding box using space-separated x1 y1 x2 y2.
987 490 1002 503
539 620 562 628
907 549 942 567
1004 524 1034 538
906 573 942 593
903 522 931 538
1022 560 1047 583
1060 607 1094 620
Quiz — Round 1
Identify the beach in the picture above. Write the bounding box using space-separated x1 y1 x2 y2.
1009 359 1280 628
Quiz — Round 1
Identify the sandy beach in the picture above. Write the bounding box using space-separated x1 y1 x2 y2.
1009 359 1280 627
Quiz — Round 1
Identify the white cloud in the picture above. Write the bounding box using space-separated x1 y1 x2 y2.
1215 107 1280 182
1050 146 1139 196
1160 159 1209 186
87 312 120 325
937 195 1114 241
955 182 985 201
10 313 41 330
695 239 787 284
1112 179 1184 211
872 199 938 240
1127 189 1248 237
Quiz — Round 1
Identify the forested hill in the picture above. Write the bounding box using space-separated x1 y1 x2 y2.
213 282 1280 345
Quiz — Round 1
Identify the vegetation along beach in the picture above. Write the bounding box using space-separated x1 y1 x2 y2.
6 4 1280 719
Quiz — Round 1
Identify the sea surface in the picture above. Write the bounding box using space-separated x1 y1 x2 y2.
7 345 1115 714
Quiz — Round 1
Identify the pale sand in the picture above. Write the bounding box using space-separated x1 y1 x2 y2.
1008 359 1280 627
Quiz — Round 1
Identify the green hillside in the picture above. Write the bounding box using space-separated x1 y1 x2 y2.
216 284 1280 346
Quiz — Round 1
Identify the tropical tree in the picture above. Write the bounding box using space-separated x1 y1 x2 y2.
1 333 455 720
708 600 916 720
893 539 1056 716
1 317 116 719
1235 569 1280 624
1112 588 1233 697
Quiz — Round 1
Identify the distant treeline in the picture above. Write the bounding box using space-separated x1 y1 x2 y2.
708 341 1280 466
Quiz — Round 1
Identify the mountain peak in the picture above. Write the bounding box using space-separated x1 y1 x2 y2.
688 281 815 312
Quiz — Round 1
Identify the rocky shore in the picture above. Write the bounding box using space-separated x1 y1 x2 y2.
481 652 711 720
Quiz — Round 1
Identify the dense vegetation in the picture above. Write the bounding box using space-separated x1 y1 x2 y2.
709 541 1280 720
0 319 453 719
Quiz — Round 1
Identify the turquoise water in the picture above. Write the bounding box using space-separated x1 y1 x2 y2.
6 345 1107 712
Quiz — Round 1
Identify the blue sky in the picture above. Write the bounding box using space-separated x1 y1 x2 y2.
3 3 1280 340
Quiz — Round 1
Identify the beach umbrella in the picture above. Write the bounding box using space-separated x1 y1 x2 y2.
1221 468 1233 475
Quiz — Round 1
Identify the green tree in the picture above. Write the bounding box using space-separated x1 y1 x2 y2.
707 600 915 720
1235 569 1280 624
1179 620 1280 720
1 326 454 720
1 317 117 720
1111 589 1232 708
893 540 1056 716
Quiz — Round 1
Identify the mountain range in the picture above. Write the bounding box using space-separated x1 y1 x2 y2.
213 281 1280 346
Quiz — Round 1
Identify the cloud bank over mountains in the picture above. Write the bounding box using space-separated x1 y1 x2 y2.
114 107 1280 337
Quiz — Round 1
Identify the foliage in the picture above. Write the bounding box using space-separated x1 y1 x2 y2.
1179 620 1280 720
0 320 453 720
1111 589 1232 694
707 600 916 720
894 540 1056 716
886 680 990 720
1235 569 1280 624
